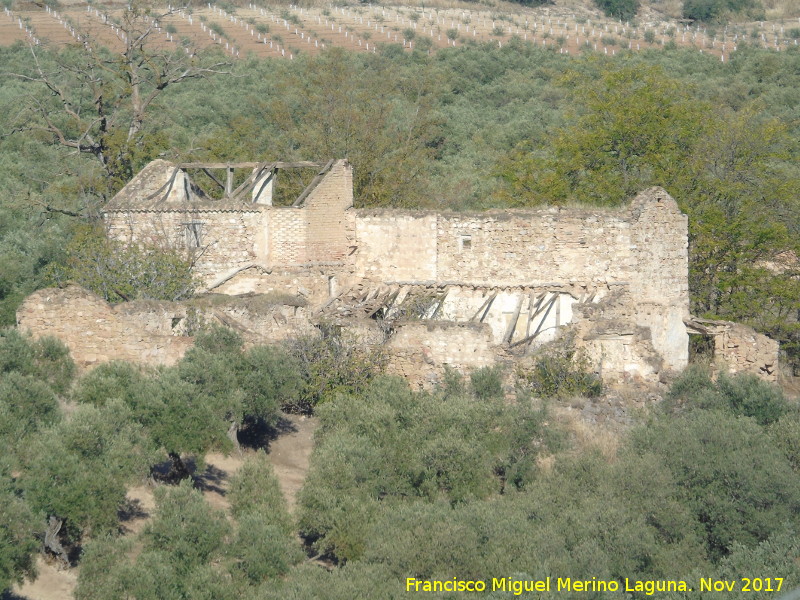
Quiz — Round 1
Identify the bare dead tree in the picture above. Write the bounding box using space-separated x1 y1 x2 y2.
5 0 230 202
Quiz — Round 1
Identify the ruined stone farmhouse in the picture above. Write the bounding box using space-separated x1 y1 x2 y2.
17 158 779 386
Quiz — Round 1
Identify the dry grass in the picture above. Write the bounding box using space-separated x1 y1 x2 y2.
762 0 800 20
552 404 622 461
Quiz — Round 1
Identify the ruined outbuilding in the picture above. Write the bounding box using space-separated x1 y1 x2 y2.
17 159 779 386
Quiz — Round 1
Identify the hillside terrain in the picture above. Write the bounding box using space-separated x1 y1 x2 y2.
1 0 800 598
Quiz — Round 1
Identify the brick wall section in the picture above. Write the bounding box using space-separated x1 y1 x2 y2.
269 208 307 266
302 159 355 263
16 286 193 369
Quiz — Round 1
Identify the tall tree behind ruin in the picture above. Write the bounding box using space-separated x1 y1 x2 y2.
266 48 445 208
5 1 229 211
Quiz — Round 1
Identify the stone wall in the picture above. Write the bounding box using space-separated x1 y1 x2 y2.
628 190 690 370
354 188 689 374
354 206 636 286
213 266 332 301
385 321 495 389
714 323 780 382
355 212 438 282
100 161 696 384
15 286 321 371
16 286 193 369
104 160 355 291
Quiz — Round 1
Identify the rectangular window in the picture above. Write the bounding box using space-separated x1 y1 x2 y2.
460 235 472 251
183 222 204 248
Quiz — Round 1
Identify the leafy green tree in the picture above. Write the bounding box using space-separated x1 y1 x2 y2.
143 482 231 572
177 327 301 448
630 409 800 558
0 373 61 455
266 48 444 207
666 367 789 425
20 401 155 544
0 329 75 395
76 483 237 600
298 377 557 561
289 326 386 411
231 513 303 583
228 454 305 584
227 451 292 529
495 63 706 206
74 331 302 478
683 0 765 22
495 61 800 368
0 471 38 594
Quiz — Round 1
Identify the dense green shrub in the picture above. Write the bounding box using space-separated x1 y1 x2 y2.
231 513 303 583
769 412 800 472
227 451 293 531
298 377 557 561
594 0 639 20
0 372 61 452
46 225 196 303
517 345 602 399
71 360 145 408
469 365 504 399
0 329 75 394
667 366 789 425
20 401 155 540
289 326 386 411
193 324 243 354
683 0 764 21
630 409 800 558
238 345 303 423
0 472 38 594
76 484 237 600
143 483 231 572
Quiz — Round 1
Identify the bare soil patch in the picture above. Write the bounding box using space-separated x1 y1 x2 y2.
262 413 318 511
10 557 77 600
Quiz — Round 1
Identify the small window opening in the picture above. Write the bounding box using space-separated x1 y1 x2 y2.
460 235 472 251
183 222 204 249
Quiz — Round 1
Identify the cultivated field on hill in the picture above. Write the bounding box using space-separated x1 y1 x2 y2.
3 1 800 61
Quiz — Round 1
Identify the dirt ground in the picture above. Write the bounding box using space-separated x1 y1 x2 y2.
10 413 318 600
